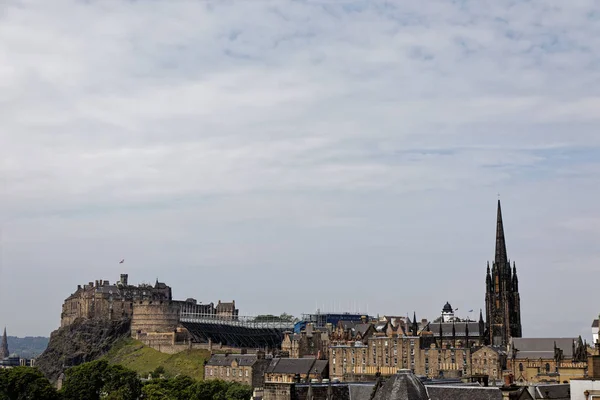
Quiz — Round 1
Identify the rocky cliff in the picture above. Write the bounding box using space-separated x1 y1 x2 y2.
36 318 131 383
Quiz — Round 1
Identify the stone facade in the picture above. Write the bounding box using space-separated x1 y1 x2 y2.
205 352 269 387
471 345 507 380
61 274 172 327
507 337 588 384
281 324 329 359
330 334 473 380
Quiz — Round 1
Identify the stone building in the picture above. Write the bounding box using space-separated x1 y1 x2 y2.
216 301 239 319
472 345 508 380
61 274 172 327
204 352 269 387
507 337 588 383
281 324 329 359
485 200 523 346
264 358 328 384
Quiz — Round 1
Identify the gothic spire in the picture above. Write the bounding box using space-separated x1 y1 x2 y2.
0 327 8 359
495 199 508 265
412 312 419 336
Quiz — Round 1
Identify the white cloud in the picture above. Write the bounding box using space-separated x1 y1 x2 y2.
0 0 599 337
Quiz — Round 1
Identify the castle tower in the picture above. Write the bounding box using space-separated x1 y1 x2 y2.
0 327 9 359
485 200 522 346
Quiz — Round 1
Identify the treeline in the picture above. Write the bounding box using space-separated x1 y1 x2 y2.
0 360 252 400
7 336 49 358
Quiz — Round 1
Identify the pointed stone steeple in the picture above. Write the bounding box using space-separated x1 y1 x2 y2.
412 312 419 336
485 200 523 346
495 199 508 265
0 327 9 359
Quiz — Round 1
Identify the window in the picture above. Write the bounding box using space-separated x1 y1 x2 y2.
210 369 213 376
545 363 550 373
245 370 249 377
519 363 523 372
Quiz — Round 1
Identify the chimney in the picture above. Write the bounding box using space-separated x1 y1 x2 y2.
503 374 514 387
257 350 265 360
120 274 128 286
103 280 109 286
77 285 81 290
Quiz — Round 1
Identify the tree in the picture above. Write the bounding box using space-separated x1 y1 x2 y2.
60 360 141 400
0 367 59 400
225 382 253 400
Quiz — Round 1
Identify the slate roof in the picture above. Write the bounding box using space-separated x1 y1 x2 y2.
205 354 259 367
266 358 325 375
427 385 502 400
427 322 482 337
354 324 372 337
372 369 429 400
533 384 570 399
510 338 577 359
592 319 599 328
348 384 376 400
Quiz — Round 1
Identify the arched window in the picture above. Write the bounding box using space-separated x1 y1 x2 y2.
545 363 550 373
519 363 523 372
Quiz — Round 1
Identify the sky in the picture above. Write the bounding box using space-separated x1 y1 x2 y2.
1 0 600 339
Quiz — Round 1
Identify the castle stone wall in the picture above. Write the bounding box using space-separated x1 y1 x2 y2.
131 301 180 335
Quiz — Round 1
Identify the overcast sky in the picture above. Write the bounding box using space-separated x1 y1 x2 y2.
1 0 599 339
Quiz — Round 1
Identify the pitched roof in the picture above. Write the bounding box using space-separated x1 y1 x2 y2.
426 385 502 400
427 322 482 337
205 354 259 367
592 319 599 328
266 358 321 375
510 338 578 359
534 384 570 399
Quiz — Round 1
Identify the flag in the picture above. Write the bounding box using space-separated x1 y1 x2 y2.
119 259 125 264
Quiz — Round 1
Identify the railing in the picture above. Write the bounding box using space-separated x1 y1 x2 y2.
178 312 296 330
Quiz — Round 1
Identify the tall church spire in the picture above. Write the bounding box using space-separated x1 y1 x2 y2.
486 200 523 346
0 327 8 359
495 199 508 265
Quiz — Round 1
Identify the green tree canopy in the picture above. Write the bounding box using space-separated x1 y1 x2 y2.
60 360 141 400
0 367 59 400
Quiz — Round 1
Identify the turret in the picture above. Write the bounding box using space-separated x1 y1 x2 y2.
512 262 519 291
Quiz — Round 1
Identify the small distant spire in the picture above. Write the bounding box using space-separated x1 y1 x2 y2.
479 309 484 323
0 327 9 359
412 312 419 336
